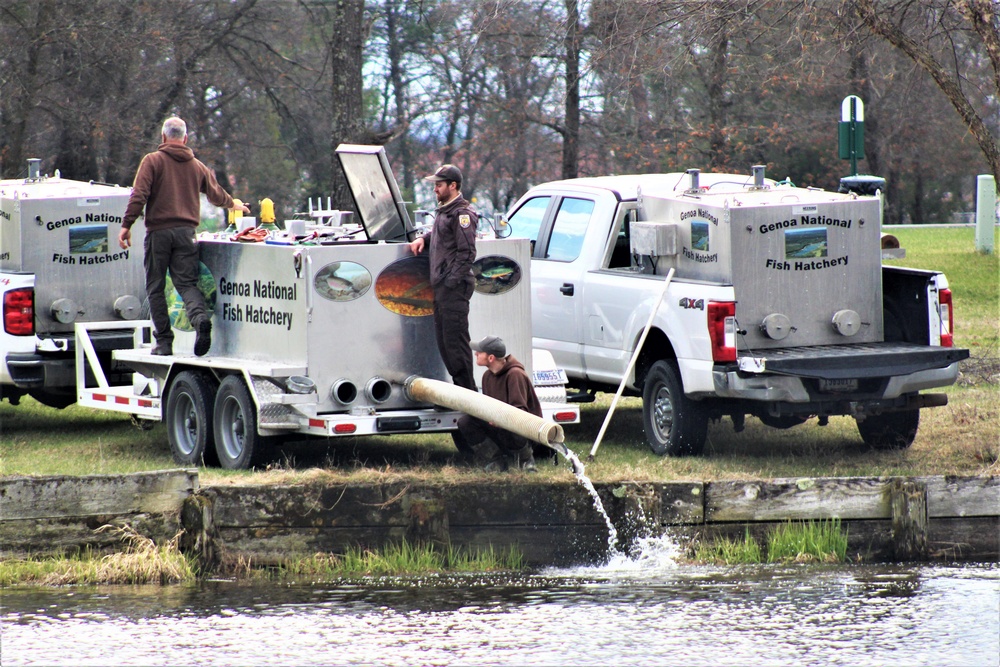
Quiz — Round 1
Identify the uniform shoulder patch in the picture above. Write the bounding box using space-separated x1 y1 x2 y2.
459 214 472 228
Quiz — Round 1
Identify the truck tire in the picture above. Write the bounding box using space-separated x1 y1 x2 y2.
27 390 76 409
856 409 919 450
165 370 218 466
214 375 265 470
642 360 708 456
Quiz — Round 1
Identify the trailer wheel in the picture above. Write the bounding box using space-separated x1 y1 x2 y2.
214 375 264 470
856 409 919 450
642 360 707 456
165 371 218 466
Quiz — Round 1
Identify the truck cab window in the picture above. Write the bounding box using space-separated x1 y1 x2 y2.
607 208 636 269
546 197 594 262
506 196 550 251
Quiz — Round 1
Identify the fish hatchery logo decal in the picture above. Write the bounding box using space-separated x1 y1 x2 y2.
314 261 372 302
472 255 522 295
375 256 434 317
166 262 217 332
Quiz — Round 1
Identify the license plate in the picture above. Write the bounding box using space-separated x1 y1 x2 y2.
532 369 567 386
819 378 858 392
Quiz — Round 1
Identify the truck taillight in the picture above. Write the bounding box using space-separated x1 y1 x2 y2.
939 288 954 348
3 288 34 336
708 301 737 362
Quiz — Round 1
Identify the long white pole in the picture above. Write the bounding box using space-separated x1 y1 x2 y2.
588 268 675 459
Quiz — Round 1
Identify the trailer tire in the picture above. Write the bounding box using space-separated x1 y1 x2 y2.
642 360 707 456
214 375 265 470
165 371 218 466
856 409 919 450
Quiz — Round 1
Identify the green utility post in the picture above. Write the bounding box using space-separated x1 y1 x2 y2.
838 95 865 176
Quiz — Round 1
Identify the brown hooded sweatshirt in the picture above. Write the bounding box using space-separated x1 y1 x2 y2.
122 142 235 231
480 355 543 418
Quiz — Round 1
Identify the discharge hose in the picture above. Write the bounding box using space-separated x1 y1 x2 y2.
403 376 566 449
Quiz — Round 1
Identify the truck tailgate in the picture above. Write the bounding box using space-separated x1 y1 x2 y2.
738 342 969 379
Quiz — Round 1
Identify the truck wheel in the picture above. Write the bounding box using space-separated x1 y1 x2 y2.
642 360 708 456
856 409 920 450
27 390 76 409
214 375 264 470
165 371 218 466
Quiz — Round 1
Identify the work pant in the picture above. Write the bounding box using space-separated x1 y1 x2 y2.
432 280 475 391
144 226 207 345
457 414 528 454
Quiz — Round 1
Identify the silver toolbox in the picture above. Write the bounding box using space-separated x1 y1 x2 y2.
0 176 144 333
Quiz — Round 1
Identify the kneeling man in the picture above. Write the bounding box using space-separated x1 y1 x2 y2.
457 336 542 472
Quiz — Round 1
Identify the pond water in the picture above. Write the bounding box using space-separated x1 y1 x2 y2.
2 537 997 667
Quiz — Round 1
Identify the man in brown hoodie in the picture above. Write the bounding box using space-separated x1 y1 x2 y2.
118 117 247 356
457 335 542 472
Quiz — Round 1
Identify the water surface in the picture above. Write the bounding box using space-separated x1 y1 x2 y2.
3 544 996 666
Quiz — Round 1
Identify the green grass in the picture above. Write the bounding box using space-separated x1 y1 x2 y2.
766 518 848 563
0 526 197 586
0 531 524 585
279 541 525 578
693 519 848 565
693 528 762 564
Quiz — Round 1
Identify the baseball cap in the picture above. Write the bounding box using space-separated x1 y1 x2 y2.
424 164 462 184
470 335 505 357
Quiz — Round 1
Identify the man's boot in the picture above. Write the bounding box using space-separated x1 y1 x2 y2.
151 341 172 356
472 438 507 472
515 444 537 472
194 318 212 356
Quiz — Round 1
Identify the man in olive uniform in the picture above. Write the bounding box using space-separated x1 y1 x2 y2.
409 164 478 392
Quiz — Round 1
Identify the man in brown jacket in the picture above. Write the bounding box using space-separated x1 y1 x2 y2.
118 117 247 356
457 335 542 472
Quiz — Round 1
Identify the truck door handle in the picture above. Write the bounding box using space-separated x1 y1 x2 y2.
560 283 574 296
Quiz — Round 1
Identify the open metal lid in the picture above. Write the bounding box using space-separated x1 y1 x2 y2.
335 144 414 242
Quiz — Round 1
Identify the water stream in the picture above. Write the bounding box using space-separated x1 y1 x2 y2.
557 446 620 554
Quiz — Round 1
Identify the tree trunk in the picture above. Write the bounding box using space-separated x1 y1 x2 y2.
328 0 367 210
562 0 581 179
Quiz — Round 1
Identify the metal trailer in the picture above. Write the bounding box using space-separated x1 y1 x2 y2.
75 145 578 468
0 162 144 407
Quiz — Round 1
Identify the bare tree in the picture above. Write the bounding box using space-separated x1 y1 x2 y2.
853 0 1000 189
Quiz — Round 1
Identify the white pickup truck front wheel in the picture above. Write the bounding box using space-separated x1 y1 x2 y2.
642 360 708 456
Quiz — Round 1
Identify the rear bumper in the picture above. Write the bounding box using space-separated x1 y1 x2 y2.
5 330 136 390
711 342 968 405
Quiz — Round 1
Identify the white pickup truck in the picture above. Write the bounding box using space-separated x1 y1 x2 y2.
1 165 144 408
505 168 969 455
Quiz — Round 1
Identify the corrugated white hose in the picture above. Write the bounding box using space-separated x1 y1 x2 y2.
404 376 567 453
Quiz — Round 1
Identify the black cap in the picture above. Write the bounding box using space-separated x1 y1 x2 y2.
424 164 462 185
470 335 505 357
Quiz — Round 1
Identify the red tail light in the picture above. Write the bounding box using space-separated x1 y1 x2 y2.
708 301 737 362
939 288 954 347
3 288 34 336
